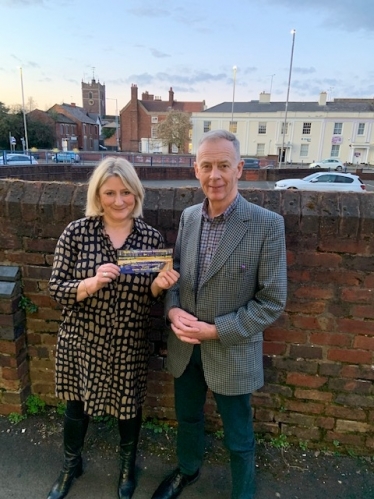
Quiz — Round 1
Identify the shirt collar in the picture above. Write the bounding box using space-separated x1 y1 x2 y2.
202 193 239 221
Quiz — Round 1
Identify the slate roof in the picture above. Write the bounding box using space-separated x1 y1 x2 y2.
59 104 97 124
141 100 205 113
205 99 374 114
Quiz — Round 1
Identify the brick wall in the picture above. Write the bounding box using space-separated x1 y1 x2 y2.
0 179 374 453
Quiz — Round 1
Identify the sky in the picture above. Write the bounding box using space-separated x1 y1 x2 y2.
1 0 374 115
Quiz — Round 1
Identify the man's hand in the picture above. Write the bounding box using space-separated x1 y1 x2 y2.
168 308 219 344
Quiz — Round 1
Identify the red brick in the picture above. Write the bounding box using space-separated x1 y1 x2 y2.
285 400 325 414
315 417 335 429
286 301 326 314
326 405 366 421
294 388 332 402
287 270 311 282
353 335 374 350
351 305 374 319
310 332 352 347
340 364 374 381
313 270 362 286
341 288 374 303
337 318 374 336
264 328 306 344
263 342 286 355
294 286 334 300
327 348 371 364
286 373 327 388
297 252 342 268
326 431 364 446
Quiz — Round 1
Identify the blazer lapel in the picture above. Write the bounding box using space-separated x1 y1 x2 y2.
199 200 251 286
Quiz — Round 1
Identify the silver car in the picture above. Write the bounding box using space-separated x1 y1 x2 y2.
0 153 38 165
274 172 366 192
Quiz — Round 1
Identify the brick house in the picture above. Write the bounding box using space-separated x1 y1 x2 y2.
28 109 78 150
48 103 100 151
120 85 205 153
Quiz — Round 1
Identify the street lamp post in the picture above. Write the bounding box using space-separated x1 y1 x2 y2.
231 65 237 127
279 29 296 168
19 67 29 152
107 97 120 151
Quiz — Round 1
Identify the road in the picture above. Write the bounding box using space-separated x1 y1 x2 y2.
141 179 374 192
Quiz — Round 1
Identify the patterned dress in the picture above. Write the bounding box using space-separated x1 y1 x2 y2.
49 216 164 420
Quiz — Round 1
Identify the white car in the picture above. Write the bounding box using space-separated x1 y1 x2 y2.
274 172 366 192
0 153 38 165
309 158 344 171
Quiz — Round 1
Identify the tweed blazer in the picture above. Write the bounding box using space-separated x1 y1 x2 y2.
165 194 287 396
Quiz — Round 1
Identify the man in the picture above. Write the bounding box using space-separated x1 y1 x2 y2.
151 129 287 499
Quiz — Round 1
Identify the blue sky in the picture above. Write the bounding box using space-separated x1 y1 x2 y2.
1 0 374 115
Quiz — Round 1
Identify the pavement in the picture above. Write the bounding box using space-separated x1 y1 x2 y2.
0 410 373 499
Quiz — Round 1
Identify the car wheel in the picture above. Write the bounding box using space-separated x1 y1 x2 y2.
287 187 298 190
336 166 342 171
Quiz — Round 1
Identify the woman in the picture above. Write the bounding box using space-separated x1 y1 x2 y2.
47 157 179 499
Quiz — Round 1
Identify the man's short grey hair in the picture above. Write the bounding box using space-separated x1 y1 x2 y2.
197 129 241 160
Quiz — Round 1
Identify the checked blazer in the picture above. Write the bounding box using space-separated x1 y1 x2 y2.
165 194 287 396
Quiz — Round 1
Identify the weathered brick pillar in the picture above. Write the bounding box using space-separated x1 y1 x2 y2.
0 266 30 415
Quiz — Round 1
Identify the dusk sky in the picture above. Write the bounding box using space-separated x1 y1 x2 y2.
1 0 373 115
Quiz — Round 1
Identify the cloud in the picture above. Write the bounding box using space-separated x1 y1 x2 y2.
1 0 45 5
262 0 374 32
150 48 171 58
127 6 170 18
125 70 228 91
293 67 317 75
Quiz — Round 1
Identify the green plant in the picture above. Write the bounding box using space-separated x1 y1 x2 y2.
8 412 26 424
19 295 38 314
56 401 66 416
214 429 224 440
26 394 46 415
92 414 116 429
142 418 174 434
299 439 309 451
270 433 290 449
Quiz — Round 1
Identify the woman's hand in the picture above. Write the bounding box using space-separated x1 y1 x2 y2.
151 269 180 297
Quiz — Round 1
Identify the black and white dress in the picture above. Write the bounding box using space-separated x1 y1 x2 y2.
49 216 164 420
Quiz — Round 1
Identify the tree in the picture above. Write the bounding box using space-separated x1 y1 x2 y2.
156 110 191 153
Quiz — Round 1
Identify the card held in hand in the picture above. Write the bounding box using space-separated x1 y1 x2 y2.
118 248 173 274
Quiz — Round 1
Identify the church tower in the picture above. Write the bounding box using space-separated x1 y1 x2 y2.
82 70 106 116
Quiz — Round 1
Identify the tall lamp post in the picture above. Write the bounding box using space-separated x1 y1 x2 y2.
279 29 296 168
107 97 120 151
19 67 29 152
231 65 237 127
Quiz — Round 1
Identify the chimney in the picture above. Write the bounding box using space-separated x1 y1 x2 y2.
259 92 270 104
319 91 327 106
142 91 149 100
70 103 76 107
131 84 138 102
169 87 174 106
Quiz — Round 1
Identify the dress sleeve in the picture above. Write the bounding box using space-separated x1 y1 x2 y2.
49 222 82 308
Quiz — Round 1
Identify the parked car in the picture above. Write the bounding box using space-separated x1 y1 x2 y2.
242 157 260 169
274 172 366 192
52 151 81 163
309 158 345 171
0 153 38 165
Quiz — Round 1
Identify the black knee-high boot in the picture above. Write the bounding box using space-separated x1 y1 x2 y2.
47 414 89 499
117 409 142 499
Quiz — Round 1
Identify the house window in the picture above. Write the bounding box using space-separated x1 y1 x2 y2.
302 122 311 135
151 126 158 139
256 143 265 156
203 121 211 133
258 122 267 134
151 116 158 124
358 123 365 135
89 92 93 99
333 123 343 134
331 145 340 157
300 144 309 157
281 122 289 135
229 121 237 133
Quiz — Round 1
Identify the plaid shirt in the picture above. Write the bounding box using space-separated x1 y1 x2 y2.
197 194 239 290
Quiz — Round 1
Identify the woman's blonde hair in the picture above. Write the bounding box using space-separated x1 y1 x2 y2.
85 157 144 218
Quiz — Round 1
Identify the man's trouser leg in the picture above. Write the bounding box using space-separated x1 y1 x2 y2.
214 392 255 499
174 345 207 475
